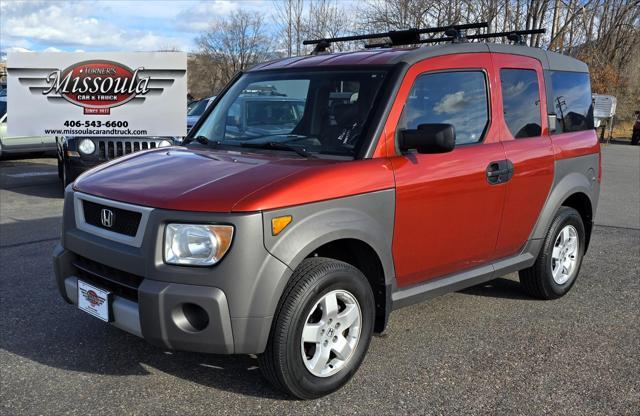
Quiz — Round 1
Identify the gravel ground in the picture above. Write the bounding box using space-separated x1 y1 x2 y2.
0 144 638 415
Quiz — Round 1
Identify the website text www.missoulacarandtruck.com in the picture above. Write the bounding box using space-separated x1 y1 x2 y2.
44 128 148 135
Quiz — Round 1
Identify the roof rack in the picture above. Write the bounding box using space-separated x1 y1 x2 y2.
364 28 547 49
303 22 488 54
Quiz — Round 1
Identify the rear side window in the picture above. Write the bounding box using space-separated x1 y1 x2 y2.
500 69 542 138
547 71 594 133
399 71 489 145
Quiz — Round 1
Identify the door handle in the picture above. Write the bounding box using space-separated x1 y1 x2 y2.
486 160 514 184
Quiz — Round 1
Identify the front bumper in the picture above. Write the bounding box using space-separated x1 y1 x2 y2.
54 244 234 353
53 189 293 354
66 156 101 180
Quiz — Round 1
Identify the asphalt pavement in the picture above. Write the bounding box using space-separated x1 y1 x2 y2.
0 144 638 415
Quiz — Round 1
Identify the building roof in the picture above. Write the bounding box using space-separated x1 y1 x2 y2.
249 42 588 73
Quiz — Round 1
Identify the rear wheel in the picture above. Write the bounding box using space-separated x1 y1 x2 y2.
258 257 375 399
519 207 585 299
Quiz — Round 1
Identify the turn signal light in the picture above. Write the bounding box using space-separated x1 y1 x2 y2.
271 215 292 236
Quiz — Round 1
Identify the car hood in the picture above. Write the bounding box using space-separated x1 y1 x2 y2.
73 147 322 212
74 147 396 213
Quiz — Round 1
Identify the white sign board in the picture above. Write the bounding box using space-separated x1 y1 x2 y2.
7 52 187 137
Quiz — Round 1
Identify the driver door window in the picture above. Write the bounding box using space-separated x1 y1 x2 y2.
399 71 489 145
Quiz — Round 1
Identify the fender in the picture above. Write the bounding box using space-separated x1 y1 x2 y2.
262 190 396 287
530 154 599 243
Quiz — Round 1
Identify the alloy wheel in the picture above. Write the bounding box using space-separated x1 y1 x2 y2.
551 224 579 285
300 289 362 377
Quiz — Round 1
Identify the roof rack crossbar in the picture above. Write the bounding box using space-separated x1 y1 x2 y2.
305 22 488 54
364 28 546 49
468 29 546 45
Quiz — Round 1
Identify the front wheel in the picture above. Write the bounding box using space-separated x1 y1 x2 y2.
258 257 375 399
519 207 586 299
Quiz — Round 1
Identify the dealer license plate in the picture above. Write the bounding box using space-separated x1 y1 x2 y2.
78 280 111 322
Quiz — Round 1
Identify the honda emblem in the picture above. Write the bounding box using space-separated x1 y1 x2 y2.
100 208 114 228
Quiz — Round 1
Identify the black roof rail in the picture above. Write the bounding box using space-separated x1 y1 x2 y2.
304 22 488 54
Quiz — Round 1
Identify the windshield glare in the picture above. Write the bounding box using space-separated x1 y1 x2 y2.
191 70 388 157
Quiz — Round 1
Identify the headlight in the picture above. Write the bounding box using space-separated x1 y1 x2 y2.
158 139 172 148
78 138 95 154
164 224 234 266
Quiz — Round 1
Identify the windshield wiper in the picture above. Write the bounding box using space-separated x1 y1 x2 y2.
241 142 313 158
185 135 224 147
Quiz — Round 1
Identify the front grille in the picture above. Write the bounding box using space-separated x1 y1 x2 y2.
97 139 159 160
73 256 143 301
83 200 142 237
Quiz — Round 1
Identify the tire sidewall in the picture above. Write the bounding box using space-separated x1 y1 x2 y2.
542 208 586 297
283 265 375 398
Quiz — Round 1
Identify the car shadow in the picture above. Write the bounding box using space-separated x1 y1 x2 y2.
459 277 541 300
0 226 289 400
0 151 57 162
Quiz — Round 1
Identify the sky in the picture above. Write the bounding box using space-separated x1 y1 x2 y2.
0 0 271 56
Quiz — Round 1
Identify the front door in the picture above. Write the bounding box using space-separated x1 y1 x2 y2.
385 54 508 287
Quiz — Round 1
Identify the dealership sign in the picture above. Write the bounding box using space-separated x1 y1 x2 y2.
7 52 187 137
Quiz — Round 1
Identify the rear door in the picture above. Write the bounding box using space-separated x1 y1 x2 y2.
492 55 555 258
385 53 508 287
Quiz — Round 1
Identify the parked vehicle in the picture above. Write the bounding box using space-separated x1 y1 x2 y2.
53 27 600 399
186 96 215 132
56 136 178 186
0 97 57 158
222 95 306 139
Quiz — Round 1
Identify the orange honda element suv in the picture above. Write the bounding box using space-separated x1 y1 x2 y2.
54 25 600 398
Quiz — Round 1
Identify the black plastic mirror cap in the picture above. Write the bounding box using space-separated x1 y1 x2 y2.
399 123 456 154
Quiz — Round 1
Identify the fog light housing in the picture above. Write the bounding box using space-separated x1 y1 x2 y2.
172 303 209 332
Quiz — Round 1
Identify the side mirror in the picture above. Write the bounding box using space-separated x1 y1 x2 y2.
399 123 455 154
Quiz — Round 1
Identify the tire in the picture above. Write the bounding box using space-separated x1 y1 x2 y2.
519 207 586 299
258 257 375 399
631 130 640 146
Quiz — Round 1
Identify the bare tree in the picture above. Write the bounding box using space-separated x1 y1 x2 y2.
196 10 272 88
189 0 639 121
303 0 355 51
274 0 305 56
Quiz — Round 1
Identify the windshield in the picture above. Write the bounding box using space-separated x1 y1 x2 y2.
190 69 388 158
188 99 211 117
